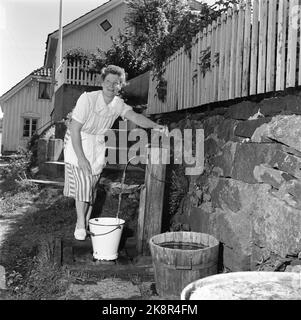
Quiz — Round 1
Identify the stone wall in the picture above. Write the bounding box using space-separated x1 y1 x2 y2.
159 93 301 272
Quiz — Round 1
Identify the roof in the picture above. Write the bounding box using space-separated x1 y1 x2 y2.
0 67 52 103
44 0 123 67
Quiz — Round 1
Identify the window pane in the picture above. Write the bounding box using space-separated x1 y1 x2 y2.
31 119 37 134
100 19 112 32
39 82 50 99
23 118 30 137
23 119 30 137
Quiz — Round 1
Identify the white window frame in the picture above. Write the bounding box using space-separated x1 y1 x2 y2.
38 81 51 100
22 117 38 138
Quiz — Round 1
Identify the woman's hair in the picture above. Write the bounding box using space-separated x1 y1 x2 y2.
100 65 127 86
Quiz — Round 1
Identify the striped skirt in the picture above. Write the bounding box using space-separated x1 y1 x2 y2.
64 163 101 203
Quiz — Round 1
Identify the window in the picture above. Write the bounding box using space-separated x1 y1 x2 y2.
38 82 51 99
100 19 112 32
23 118 38 137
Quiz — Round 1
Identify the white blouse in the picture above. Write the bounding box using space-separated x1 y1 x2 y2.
64 90 132 175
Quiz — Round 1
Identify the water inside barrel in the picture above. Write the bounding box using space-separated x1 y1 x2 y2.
159 242 208 250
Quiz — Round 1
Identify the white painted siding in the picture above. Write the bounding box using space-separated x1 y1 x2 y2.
55 3 128 69
1 80 53 152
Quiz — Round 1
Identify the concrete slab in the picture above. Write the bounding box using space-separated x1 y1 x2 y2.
63 278 141 300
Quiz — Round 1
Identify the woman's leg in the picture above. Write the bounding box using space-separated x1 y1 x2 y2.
85 204 93 229
75 200 90 229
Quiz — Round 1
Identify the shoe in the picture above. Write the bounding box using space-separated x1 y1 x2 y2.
74 228 86 241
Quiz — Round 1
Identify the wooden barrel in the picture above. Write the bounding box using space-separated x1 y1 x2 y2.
149 232 220 298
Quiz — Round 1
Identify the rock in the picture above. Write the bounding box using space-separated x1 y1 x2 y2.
258 96 287 117
271 180 301 209
215 118 239 142
290 260 301 266
285 265 301 273
211 178 242 213
204 135 220 156
253 165 288 188
213 142 301 182
234 118 272 138
283 95 301 115
0 265 6 290
203 115 224 137
207 107 228 116
253 187 301 258
188 206 211 234
212 142 238 177
270 189 301 210
210 205 253 271
252 115 301 152
224 101 258 120
280 180 301 200
209 178 301 269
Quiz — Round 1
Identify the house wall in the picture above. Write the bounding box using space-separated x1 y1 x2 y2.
1 80 53 152
155 92 301 272
55 2 128 70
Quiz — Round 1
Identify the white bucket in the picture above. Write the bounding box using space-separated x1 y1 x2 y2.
89 217 125 261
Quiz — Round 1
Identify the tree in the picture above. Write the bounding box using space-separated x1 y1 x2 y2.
89 31 150 80
123 0 238 78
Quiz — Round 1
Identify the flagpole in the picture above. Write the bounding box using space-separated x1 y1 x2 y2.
56 0 63 72
59 0 63 64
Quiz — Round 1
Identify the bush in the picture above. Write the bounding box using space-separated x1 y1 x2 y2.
0 148 37 194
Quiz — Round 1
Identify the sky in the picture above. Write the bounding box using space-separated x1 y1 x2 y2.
0 0 215 117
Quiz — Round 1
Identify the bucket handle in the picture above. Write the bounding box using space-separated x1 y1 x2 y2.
175 256 192 270
86 225 121 237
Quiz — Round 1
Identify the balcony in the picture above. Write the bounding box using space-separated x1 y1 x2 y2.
54 58 102 91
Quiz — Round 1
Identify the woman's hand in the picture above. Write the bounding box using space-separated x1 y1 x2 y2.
78 156 92 175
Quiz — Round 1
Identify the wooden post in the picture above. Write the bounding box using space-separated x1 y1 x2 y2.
276 0 288 90
287 0 298 88
258 0 268 94
139 141 168 256
250 0 259 95
137 185 146 255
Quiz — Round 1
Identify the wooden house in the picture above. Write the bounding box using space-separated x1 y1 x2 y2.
0 68 52 153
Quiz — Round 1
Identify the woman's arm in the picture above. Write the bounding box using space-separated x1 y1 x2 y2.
70 119 92 174
123 110 168 133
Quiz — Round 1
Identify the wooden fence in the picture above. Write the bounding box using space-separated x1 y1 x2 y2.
147 0 301 115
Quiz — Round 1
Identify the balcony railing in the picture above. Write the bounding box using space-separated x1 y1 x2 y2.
55 58 102 91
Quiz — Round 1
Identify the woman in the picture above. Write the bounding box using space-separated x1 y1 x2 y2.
63 65 167 240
